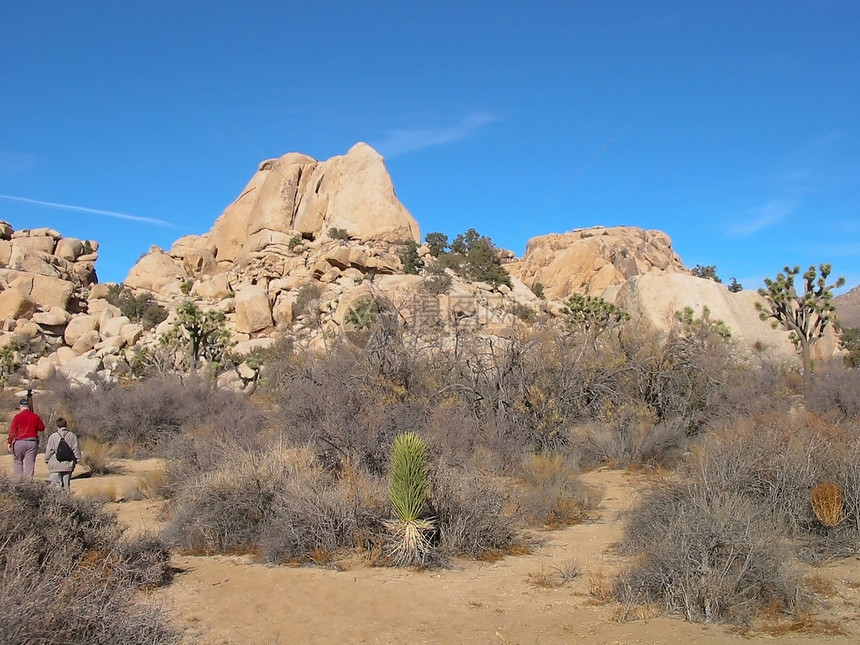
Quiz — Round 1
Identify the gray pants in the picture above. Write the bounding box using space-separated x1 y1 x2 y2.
12 439 39 477
49 471 72 491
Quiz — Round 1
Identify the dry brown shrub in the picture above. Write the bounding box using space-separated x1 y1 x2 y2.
758 611 848 637
164 445 388 563
615 481 803 624
429 462 525 559
0 474 176 644
804 572 837 597
587 564 613 605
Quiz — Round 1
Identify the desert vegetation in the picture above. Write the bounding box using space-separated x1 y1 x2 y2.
0 474 176 644
4 264 859 638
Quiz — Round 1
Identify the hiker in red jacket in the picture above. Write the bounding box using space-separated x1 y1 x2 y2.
7 398 46 477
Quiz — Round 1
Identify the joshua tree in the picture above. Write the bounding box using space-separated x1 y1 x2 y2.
756 264 844 387
160 301 232 372
384 432 435 566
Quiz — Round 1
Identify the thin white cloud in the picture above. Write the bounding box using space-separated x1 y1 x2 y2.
0 152 37 175
373 112 497 157
0 194 180 228
728 198 798 237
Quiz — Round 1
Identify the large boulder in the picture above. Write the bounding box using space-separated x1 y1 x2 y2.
234 284 274 333
508 226 685 303
625 273 839 362
0 270 75 310
64 315 99 346
834 284 860 328
0 289 37 321
203 143 420 265
124 249 188 296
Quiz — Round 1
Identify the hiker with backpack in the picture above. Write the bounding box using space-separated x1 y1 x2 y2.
45 418 81 491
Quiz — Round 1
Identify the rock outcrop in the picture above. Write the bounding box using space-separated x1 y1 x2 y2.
0 225 97 313
203 142 419 267
1 145 847 391
507 226 685 303
835 284 860 328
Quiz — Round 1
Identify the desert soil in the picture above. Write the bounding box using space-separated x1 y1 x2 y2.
3 453 860 644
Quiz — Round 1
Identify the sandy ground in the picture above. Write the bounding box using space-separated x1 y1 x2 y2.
3 452 860 644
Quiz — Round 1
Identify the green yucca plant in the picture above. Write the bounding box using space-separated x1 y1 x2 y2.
384 432 435 566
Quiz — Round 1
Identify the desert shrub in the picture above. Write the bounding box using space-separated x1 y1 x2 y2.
51 375 266 452
420 263 452 295
615 480 802 624
840 326 860 367
164 446 387 562
79 436 121 474
104 284 167 329
805 366 860 422
514 454 602 527
684 416 860 558
429 462 523 559
328 227 351 241
0 336 27 384
568 413 688 469
0 474 176 644
293 281 325 318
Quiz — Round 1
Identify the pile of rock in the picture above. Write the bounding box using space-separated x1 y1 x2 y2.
0 143 843 389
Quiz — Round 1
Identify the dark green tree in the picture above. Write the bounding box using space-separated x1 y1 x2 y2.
429 228 512 289
727 277 743 293
756 264 845 387
561 293 630 335
691 264 722 283
398 240 423 275
424 232 449 258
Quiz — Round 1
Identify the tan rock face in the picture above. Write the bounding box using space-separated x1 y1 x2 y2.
834 284 860 328
0 289 38 321
508 226 685 303
234 285 274 334
124 250 188 295
204 143 419 265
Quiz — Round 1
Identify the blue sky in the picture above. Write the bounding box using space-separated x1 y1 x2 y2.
1 1 857 291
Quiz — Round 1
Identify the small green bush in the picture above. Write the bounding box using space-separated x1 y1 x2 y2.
329 227 351 241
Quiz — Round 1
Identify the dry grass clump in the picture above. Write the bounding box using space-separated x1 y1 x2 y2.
515 453 602 527
0 474 176 644
527 559 581 588
79 436 120 475
810 481 843 528
615 481 803 624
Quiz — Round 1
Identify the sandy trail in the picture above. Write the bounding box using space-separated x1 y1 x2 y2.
3 456 859 643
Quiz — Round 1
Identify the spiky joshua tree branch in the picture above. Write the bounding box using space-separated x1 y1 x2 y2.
756 264 844 388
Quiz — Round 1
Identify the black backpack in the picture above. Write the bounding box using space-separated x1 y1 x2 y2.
55 432 75 462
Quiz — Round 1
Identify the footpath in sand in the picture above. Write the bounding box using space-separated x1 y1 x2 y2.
3 455 860 643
